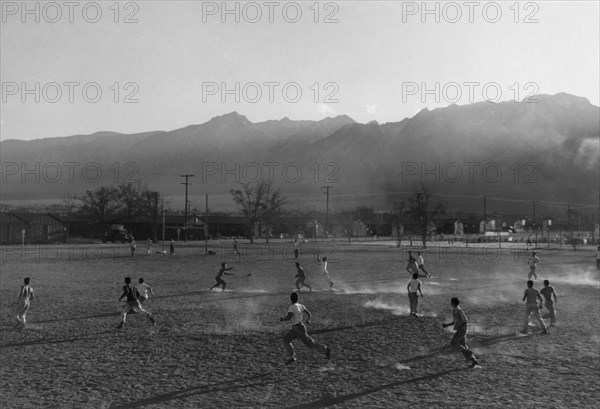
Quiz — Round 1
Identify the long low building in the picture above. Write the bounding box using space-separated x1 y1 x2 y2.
0 212 66 244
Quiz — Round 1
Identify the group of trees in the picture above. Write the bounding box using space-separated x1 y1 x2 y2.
405 187 445 249
358 186 444 249
230 183 445 248
67 181 444 247
230 180 286 243
67 180 287 244
79 184 162 240
334 187 444 249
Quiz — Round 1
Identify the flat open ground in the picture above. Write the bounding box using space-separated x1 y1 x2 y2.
1 240 599 408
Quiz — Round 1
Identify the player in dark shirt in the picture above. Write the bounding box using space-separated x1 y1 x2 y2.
294 262 312 292
117 277 155 329
210 263 234 292
442 297 480 367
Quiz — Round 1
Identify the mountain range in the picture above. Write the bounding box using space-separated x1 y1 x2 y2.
1 93 598 216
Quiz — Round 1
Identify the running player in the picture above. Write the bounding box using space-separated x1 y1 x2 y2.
406 251 418 275
521 280 548 334
210 263 235 292
15 277 35 328
126 234 136 257
280 292 330 365
233 238 241 256
317 256 334 288
417 251 431 278
407 273 423 317
117 277 155 329
442 297 480 367
136 277 155 305
295 262 312 292
407 259 419 276
539 279 557 327
526 251 540 280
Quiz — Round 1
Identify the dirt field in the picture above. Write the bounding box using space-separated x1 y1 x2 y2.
1 240 599 408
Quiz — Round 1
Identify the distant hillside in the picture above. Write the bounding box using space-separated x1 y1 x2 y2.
1 93 598 214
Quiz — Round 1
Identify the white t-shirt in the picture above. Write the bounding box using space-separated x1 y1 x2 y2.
136 283 150 298
287 303 306 325
418 255 425 265
408 278 421 293
528 256 539 267
320 261 328 274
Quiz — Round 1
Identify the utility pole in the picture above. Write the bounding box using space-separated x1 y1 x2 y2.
322 186 333 238
416 192 425 248
161 195 165 252
180 174 194 243
532 201 537 249
153 191 159 242
596 188 600 245
205 194 209 256
567 203 572 246
482 196 487 233
547 217 551 248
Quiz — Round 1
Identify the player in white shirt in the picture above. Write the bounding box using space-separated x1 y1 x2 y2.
146 238 153 255
15 277 35 327
136 277 154 305
407 273 423 317
521 280 548 334
280 292 330 365
317 256 334 288
526 251 540 280
540 280 557 326
417 252 431 278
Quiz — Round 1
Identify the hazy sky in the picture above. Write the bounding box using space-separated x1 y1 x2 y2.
1 0 599 141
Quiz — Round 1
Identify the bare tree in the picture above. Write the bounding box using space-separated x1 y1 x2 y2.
230 181 270 243
230 180 286 243
261 182 287 244
115 183 143 230
392 201 406 248
408 186 444 249
141 190 161 241
80 186 119 223
62 193 79 214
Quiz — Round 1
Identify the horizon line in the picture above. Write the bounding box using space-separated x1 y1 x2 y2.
1 92 596 143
